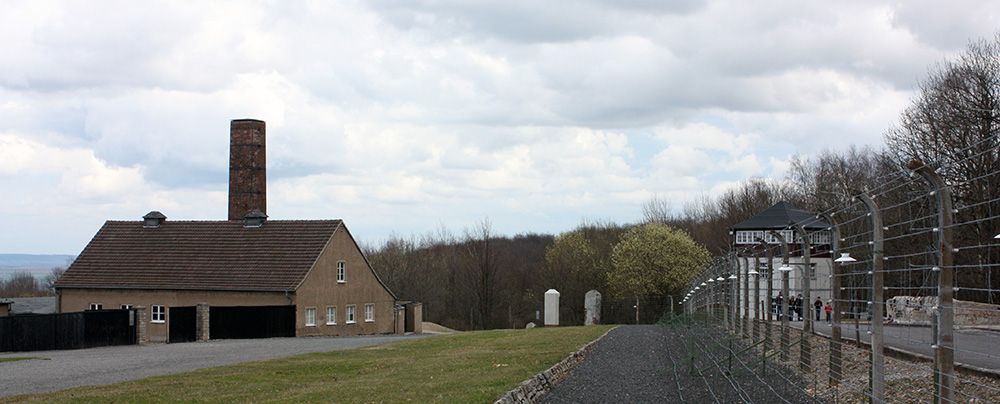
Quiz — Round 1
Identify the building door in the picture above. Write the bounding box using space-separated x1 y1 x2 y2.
168 306 197 343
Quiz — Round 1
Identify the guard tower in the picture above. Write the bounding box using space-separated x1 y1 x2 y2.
730 202 832 321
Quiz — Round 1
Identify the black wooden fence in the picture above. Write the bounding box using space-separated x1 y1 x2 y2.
0 309 137 352
209 305 295 340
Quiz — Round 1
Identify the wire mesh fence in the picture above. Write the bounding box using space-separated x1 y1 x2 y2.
681 138 1000 403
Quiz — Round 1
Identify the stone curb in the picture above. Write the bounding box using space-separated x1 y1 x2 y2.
494 326 618 404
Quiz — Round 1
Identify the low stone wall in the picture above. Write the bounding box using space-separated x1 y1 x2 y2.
887 296 1000 326
494 327 615 404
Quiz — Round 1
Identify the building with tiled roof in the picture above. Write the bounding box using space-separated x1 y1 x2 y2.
729 201 833 323
55 120 407 342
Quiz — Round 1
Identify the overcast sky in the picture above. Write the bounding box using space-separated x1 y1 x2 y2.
1 1 998 254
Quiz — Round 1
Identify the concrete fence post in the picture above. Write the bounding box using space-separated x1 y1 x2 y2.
770 230 791 362
794 223 813 373
818 212 843 386
752 250 760 342
857 193 885 402
908 159 955 403
732 253 739 334
759 238 774 352
743 253 751 339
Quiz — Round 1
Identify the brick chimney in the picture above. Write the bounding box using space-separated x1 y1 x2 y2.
228 119 266 221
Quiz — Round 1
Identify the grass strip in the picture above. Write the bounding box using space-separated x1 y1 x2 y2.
6 325 613 403
0 357 39 364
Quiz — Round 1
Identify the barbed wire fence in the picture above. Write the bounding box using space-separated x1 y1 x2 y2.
680 135 1000 403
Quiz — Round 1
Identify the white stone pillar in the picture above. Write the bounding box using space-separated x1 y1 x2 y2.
544 289 560 326
584 290 601 325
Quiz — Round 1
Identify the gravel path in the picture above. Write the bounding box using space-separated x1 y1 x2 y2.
0 334 428 397
543 325 824 403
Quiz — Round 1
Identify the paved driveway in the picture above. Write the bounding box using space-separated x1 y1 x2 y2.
780 321 1000 373
0 334 429 397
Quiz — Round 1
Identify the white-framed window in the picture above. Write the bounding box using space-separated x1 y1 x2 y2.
151 305 165 323
808 231 831 245
326 306 337 325
365 303 375 322
89 303 102 310
121 304 133 310
337 261 346 283
346 305 356 324
305 307 317 326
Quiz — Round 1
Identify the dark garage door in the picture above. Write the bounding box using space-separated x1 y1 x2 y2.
168 306 197 343
210 305 295 340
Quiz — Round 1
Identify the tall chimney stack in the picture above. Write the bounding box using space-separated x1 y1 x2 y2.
228 119 266 221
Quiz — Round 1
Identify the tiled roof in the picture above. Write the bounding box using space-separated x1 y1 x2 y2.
55 220 341 292
730 201 830 230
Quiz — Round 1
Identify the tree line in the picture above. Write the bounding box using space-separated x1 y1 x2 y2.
0 268 64 298
366 35 1000 329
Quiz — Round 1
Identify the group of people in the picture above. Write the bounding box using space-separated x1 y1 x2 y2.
771 293 833 322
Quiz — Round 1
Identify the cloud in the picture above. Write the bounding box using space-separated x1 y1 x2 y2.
1 0 998 253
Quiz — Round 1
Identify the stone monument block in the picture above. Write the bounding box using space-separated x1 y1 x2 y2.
544 289 560 326
585 290 602 325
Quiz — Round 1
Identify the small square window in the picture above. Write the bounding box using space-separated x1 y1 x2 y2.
89 303 102 311
346 305 356 324
326 306 337 325
121 304 133 310
365 303 374 322
305 307 317 327
151 305 165 323
337 261 346 283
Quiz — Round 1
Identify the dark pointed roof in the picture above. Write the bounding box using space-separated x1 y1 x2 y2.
730 201 830 230
55 220 342 292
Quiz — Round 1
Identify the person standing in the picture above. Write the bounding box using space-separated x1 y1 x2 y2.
814 297 823 321
796 294 804 321
824 301 832 323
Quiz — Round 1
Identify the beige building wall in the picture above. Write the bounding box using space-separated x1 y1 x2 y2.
294 225 397 337
58 224 399 342
59 288 289 342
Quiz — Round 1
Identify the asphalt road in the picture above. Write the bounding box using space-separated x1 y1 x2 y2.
781 320 1000 373
0 334 428 397
543 325 821 403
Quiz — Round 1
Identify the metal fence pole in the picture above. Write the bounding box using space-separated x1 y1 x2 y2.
743 253 751 339
771 230 791 362
819 212 843 386
760 238 774 353
908 160 955 403
753 249 761 342
857 193 885 403
794 223 813 373
732 255 739 335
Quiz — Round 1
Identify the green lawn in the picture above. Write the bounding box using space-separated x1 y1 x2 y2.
6 325 614 403
0 357 38 363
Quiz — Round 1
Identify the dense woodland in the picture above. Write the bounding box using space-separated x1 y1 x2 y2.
366 36 1000 331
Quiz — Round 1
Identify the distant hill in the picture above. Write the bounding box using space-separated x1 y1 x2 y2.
0 254 75 280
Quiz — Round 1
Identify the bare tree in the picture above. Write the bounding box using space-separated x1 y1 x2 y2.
464 218 498 330
42 267 65 295
2 272 39 297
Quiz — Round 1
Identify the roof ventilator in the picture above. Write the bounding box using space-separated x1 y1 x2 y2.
243 209 267 228
142 211 166 228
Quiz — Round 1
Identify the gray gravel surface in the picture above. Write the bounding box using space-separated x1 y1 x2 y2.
543 324 824 403
0 334 428 397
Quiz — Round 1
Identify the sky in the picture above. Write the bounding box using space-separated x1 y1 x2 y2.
1 1 998 254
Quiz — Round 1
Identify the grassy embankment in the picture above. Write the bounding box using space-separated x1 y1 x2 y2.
7 325 614 403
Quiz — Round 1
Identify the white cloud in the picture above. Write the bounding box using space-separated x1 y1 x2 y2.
1 0 998 253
